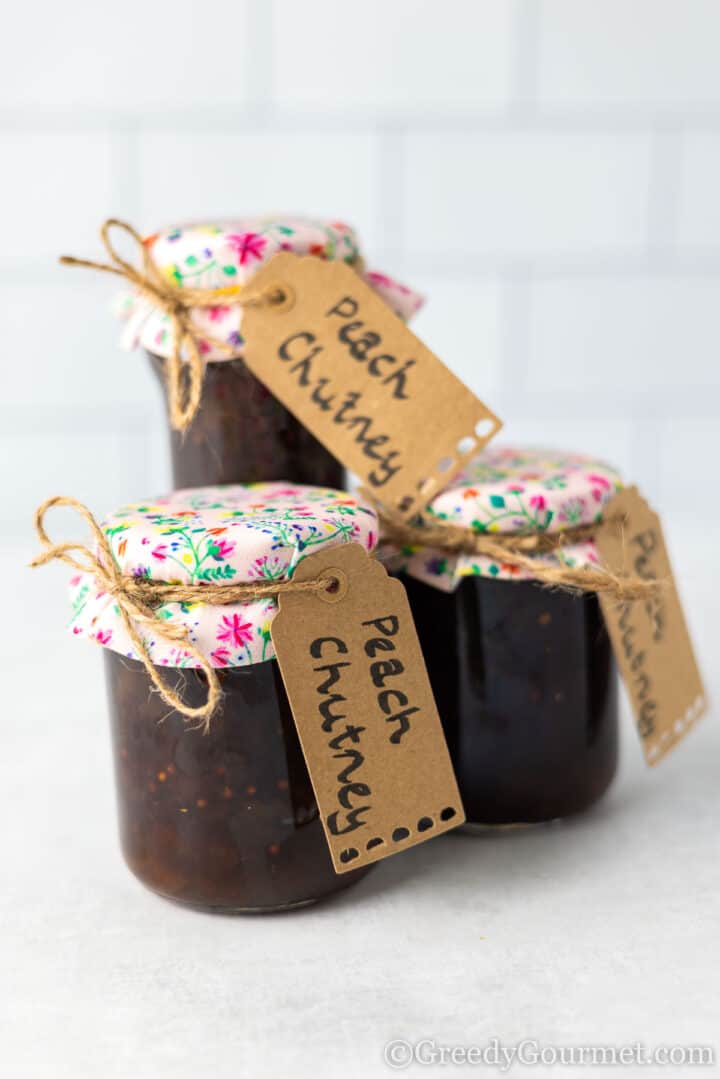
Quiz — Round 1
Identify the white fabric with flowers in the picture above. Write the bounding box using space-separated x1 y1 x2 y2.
68 483 378 668
383 446 623 593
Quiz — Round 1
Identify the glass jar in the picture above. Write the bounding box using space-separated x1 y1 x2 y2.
63 482 380 911
401 575 617 826
389 446 623 827
118 217 422 489
105 652 368 911
147 352 343 489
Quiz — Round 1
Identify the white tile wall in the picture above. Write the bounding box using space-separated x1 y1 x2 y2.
2 0 719 538
404 132 652 259
0 134 116 260
271 0 513 112
136 130 383 252
676 134 720 248
1 277 159 409
657 417 720 520
0 424 169 539
525 276 720 393
407 276 503 395
0 1 255 110
536 0 720 107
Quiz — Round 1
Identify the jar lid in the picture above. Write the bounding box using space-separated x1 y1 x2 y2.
117 216 424 362
386 445 622 591
69 483 378 667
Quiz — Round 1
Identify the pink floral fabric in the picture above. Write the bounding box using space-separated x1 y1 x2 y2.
68 483 378 668
382 446 623 593
117 217 424 362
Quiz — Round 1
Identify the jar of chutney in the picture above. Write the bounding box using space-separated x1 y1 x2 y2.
386 447 621 828
117 217 423 489
62 482 379 911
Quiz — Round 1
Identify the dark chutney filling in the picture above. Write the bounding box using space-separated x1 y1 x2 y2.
399 574 619 824
148 352 343 490
105 650 369 911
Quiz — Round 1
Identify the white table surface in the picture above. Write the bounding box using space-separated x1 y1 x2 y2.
3 531 719 1079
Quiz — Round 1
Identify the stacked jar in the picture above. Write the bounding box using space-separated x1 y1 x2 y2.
384 446 621 828
117 217 423 488
65 483 379 911
36 211 687 915
41 214 433 913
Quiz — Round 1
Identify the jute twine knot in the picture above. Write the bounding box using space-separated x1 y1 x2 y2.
60 219 287 433
372 501 662 601
30 496 338 730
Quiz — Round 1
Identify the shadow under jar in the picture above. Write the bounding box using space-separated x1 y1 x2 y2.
400 575 618 827
148 352 343 490
105 651 369 912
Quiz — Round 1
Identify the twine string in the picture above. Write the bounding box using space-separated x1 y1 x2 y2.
30 496 335 729
59 219 286 433
373 502 661 601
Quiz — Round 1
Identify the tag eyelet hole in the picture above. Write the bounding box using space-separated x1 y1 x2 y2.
316 567 348 603
474 418 495 440
266 283 295 313
457 436 477 456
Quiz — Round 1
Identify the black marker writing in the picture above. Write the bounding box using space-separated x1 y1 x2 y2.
310 635 370 836
277 332 403 488
326 296 415 400
361 614 420 744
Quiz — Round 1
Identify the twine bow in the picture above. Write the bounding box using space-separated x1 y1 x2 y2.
30 496 336 729
60 219 286 432
373 502 662 601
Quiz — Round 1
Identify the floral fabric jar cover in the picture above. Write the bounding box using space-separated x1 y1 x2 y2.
69 483 378 667
385 446 623 592
117 216 424 362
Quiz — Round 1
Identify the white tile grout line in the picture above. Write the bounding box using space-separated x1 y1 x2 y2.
374 125 406 266
109 126 141 223
244 0 275 116
647 125 685 253
7 253 720 284
508 0 541 118
5 384 720 434
497 269 533 394
4 109 720 133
